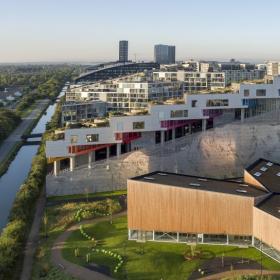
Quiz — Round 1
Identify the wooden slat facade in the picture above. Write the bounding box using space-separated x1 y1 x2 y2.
244 170 267 192
128 180 256 236
253 207 280 251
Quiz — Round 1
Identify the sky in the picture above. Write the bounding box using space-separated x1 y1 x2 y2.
0 0 280 63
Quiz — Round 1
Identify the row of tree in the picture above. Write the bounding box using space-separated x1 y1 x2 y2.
0 65 77 279
0 109 21 144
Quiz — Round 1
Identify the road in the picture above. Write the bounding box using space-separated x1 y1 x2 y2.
0 99 50 164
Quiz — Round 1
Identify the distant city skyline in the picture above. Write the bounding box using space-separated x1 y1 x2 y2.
1 0 280 63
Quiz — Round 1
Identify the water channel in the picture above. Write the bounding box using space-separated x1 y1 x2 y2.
0 93 62 230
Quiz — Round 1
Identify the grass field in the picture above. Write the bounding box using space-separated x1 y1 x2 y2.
31 197 122 280
62 216 280 280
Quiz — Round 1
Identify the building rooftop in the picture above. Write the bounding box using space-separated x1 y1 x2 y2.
256 194 280 219
246 158 280 194
131 171 267 198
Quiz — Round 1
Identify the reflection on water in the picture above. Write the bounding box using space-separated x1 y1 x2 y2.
0 146 38 230
0 102 57 230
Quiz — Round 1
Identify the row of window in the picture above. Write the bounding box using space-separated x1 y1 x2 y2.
206 99 229 107
70 134 99 144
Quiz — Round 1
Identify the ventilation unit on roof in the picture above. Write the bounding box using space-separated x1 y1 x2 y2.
144 177 155 180
158 173 167 176
260 166 268 172
254 172 262 177
198 178 208 182
267 162 273 166
236 189 248 193
276 172 280 177
239 184 249 187
189 183 201 187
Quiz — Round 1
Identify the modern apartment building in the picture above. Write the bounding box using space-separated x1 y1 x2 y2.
61 101 107 124
127 158 280 263
223 69 265 85
119 40 128 62
153 69 264 89
65 80 183 115
154 44 176 64
153 71 226 92
266 61 280 76
45 77 280 176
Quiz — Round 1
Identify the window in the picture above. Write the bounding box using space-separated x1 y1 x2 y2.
244 89 250 96
86 134 99 142
191 100 197 107
206 99 229 107
133 121 145 129
70 135 78 144
170 110 188 118
256 89 266 96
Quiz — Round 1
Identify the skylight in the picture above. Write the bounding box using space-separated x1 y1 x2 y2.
158 173 167 176
239 184 249 187
144 177 155 180
189 183 201 187
198 178 208 182
276 172 280 177
254 172 262 177
260 167 268 172
236 189 248 193
267 162 273 166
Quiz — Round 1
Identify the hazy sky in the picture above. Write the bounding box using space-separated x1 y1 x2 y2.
0 0 280 63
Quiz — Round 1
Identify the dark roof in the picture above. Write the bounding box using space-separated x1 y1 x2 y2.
246 158 280 194
131 171 267 198
256 194 280 219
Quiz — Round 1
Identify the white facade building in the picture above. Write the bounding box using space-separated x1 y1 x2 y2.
47 77 280 175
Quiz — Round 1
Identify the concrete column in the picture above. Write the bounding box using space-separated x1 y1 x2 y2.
117 143 121 157
88 152 92 169
172 128 175 141
106 146 110 159
189 123 192 134
241 108 245 123
54 160 60 176
160 130 165 145
202 119 207 131
70 156 75 172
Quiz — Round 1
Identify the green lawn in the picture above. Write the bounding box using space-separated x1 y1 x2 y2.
31 199 121 280
62 216 280 280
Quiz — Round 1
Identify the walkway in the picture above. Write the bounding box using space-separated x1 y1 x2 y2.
20 187 46 280
199 269 280 279
51 212 126 280
0 99 49 164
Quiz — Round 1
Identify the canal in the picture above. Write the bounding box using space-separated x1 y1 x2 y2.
0 92 63 230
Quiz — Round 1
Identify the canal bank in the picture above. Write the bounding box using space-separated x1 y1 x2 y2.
0 99 50 177
0 94 62 230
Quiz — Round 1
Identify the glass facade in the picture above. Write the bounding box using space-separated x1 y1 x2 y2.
128 230 280 264
254 238 280 263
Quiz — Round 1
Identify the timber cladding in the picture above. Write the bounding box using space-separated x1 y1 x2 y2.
127 179 255 236
253 207 280 251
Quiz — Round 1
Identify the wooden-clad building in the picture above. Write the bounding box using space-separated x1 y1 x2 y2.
127 159 280 263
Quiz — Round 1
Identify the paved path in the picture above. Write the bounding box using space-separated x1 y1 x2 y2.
199 269 280 279
20 187 46 280
51 212 126 280
0 99 49 164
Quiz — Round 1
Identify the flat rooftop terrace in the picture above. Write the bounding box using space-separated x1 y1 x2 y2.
131 171 267 198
